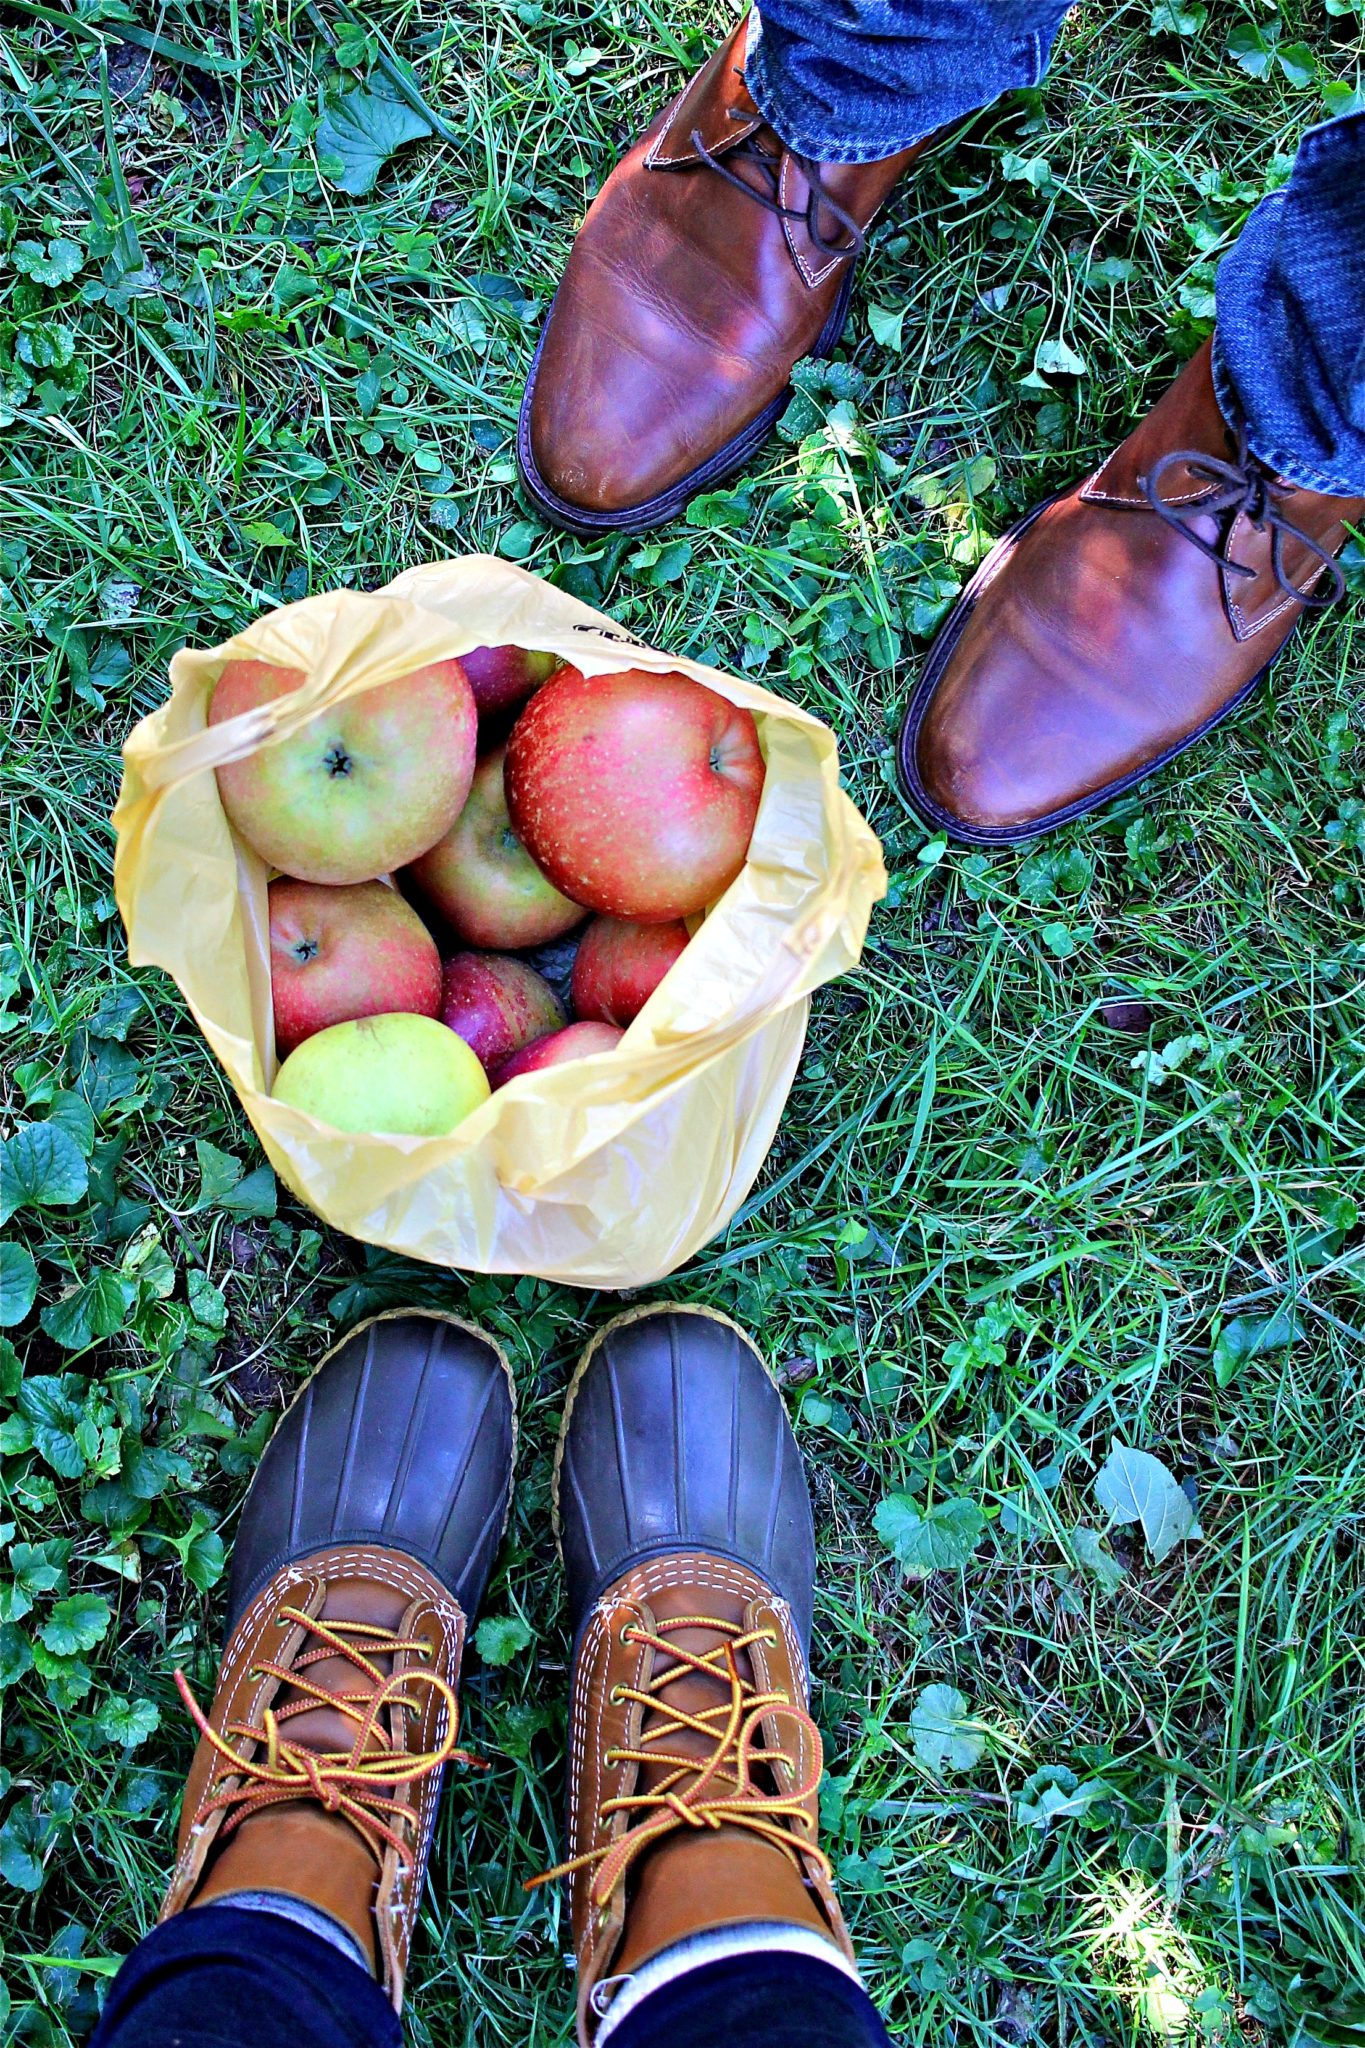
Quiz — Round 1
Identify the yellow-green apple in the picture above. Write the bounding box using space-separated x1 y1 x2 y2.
405 745 583 948
505 667 764 920
272 1011 488 1135
571 915 690 1027
269 878 441 1056
461 644 559 718
210 657 477 884
440 951 566 1073
491 1020 623 1087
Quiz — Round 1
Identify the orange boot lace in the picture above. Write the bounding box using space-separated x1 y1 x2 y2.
177 1606 482 1871
528 1612 832 1913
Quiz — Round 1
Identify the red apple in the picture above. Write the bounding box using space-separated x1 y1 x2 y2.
211 657 477 884
440 952 566 1073
405 746 584 949
571 915 690 1027
505 667 764 920
461 644 560 718
269 878 441 1056
491 1021 624 1087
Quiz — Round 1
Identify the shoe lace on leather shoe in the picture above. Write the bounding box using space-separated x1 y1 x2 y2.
175 1606 481 1870
689 107 866 260
1142 423 1347 608
528 1608 831 1915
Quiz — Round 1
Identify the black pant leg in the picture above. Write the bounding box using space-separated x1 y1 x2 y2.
88 1906 402 2048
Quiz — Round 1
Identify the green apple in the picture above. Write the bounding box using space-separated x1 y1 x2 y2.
210 657 477 885
272 1012 489 1136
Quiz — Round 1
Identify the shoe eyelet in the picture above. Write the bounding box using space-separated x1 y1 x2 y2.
609 1686 625 1706
763 1631 779 1648
619 1625 637 1647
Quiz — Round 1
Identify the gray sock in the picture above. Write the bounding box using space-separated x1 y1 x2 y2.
211 1889 373 1974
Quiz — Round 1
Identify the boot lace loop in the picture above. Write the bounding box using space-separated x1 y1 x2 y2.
689 108 866 261
177 1606 481 1868
1142 424 1346 609
527 1613 831 1911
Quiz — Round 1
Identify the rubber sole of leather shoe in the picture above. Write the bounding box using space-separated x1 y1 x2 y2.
515 269 855 538
896 490 1277 846
227 1309 517 1631
551 1302 816 1652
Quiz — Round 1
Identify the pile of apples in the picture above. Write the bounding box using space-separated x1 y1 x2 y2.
209 644 766 1137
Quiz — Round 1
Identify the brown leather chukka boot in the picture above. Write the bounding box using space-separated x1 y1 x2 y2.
159 1311 516 2007
518 18 927 535
899 338 1364 842
534 1305 858 2045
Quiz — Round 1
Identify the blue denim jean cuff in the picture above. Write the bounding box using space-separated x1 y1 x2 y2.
1213 111 1365 499
744 7 1060 164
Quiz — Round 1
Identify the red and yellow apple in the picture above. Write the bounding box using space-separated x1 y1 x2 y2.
492 1021 624 1087
571 915 690 1027
272 1012 489 1135
461 644 560 718
269 877 441 1056
505 667 764 920
211 657 477 884
406 746 583 949
439 952 566 1073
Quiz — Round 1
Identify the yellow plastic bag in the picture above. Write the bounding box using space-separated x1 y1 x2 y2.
113 555 886 1287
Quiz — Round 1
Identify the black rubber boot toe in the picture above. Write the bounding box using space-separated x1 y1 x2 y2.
228 1310 516 1629
555 1304 815 1652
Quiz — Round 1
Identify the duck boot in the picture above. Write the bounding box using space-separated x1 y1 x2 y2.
159 1310 516 2007
539 1304 877 2046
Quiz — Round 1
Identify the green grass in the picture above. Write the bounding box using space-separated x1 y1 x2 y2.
4 0 1365 2041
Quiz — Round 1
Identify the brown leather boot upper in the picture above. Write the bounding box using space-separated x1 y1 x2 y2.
905 339 1364 837
521 18 922 522
537 1554 852 2044
162 1545 471 2005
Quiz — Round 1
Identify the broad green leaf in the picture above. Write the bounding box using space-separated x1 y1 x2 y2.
1227 20 1276 77
1034 336 1088 378
0 1623 33 1688
0 1123 89 1223
40 1592 111 1657
1276 41 1317 86
909 1684 985 1773
1070 1524 1127 1596
0 1242 37 1327
45 1090 95 1157
96 1694 161 1748
475 1615 533 1666
317 85 435 197
14 236 84 286
188 1268 227 1332
194 1139 243 1209
1093 1445 1194 1565
1150 0 1206 30
0 1812 45 1890
874 1493 986 1579
1016 1764 1102 1827
40 1270 129 1351
867 303 905 351
1211 1306 1302 1388
182 1521 226 1591
242 517 293 548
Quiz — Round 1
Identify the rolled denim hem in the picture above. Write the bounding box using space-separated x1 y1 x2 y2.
1211 335 1362 501
745 36 931 161
744 23 1052 164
